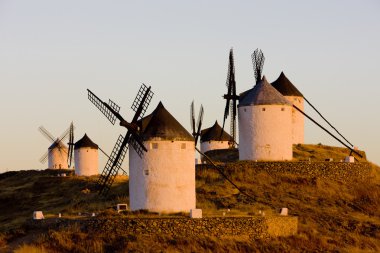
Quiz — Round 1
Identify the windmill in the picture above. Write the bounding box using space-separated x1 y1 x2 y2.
87 84 153 195
190 100 204 146
222 48 239 146
39 124 72 169
251 48 265 84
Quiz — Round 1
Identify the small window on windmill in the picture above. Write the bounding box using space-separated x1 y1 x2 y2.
262 108 266 111
151 143 159 149
181 143 186 149
244 108 247 112
144 169 149 176
281 108 285 111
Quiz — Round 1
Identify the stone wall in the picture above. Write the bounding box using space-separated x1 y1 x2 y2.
198 161 372 182
27 216 298 239
87 216 298 239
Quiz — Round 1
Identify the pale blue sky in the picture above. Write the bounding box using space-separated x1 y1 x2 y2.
0 0 379 171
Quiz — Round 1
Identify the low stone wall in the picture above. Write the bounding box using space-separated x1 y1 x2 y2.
86 216 298 239
27 216 298 239
198 162 372 182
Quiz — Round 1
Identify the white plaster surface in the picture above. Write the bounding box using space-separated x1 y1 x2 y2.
33 211 44 220
74 148 99 176
190 209 202 218
280 208 289 216
344 156 355 163
238 105 293 161
117 204 128 212
200 141 230 154
48 147 68 169
129 140 196 213
285 96 304 144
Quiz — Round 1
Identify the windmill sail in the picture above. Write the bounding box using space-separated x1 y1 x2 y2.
251 48 265 83
87 84 154 195
222 48 238 146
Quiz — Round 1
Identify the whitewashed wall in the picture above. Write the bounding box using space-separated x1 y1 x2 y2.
200 141 230 154
74 148 99 176
285 95 304 144
129 140 196 213
238 105 293 161
48 147 68 169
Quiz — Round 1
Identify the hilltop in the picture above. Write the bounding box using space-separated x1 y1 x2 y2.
0 144 379 252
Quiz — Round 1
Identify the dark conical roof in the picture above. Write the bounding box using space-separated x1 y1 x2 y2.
201 121 232 142
239 76 291 107
271 71 303 97
74 134 98 149
140 102 193 141
48 139 67 150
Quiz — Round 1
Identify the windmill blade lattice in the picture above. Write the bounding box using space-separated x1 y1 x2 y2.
39 150 49 164
58 125 73 143
67 122 74 168
131 83 154 120
190 101 196 136
39 126 56 143
87 84 154 195
190 101 203 146
38 124 72 165
251 48 265 83
88 89 121 125
222 48 238 146
195 105 204 146
96 134 129 195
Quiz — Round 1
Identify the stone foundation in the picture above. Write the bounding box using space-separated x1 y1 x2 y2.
198 161 372 182
86 216 298 239
27 216 298 239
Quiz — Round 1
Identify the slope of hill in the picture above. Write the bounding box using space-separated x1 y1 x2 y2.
0 145 379 252
205 144 367 163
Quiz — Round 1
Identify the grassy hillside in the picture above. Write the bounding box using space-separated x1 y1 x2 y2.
1 145 379 252
205 143 367 163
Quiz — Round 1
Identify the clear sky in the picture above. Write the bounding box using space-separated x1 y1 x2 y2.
0 0 379 172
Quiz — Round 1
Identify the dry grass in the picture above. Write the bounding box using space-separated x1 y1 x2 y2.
206 144 367 163
0 145 379 252
13 244 48 253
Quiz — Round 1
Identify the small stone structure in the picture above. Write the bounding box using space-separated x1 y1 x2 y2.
117 204 128 213
190 209 202 218
344 156 354 163
33 211 44 220
280 208 288 216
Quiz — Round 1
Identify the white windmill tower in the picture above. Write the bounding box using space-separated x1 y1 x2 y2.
39 124 72 169
129 102 196 213
229 49 293 161
74 134 99 176
238 76 293 161
272 72 304 144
